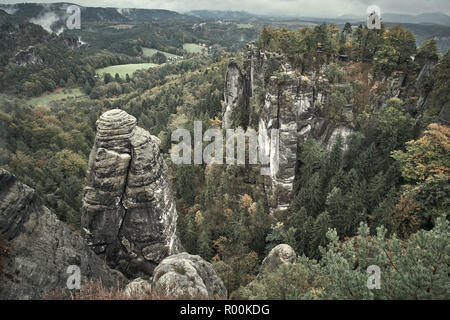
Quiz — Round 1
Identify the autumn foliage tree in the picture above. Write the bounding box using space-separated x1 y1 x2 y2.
392 123 450 227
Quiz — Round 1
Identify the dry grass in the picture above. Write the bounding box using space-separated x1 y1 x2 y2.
42 281 223 300
42 281 163 300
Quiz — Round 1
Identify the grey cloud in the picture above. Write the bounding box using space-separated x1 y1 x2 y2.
29 10 59 32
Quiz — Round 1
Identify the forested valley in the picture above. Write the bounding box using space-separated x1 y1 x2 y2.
0 3 448 300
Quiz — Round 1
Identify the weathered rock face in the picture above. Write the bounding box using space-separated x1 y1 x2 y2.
259 244 296 276
405 59 441 126
371 57 439 118
81 109 182 279
258 72 300 211
222 60 248 129
151 252 227 299
0 169 127 300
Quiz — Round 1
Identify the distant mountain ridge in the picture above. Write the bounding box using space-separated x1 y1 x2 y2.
338 12 450 26
1 4 449 26
0 4 448 52
186 10 261 20
187 10 450 26
0 2 192 25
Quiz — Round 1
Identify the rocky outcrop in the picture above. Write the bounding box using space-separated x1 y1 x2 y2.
240 244 296 295
223 44 354 211
225 45 436 212
404 58 441 125
437 103 450 125
53 35 86 49
151 252 227 299
371 57 439 118
259 244 296 276
0 169 127 300
223 46 436 213
258 72 300 211
81 109 182 279
14 46 43 66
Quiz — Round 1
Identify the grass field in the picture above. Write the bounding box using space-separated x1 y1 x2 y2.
183 43 205 54
236 23 253 29
142 47 181 59
96 63 158 78
27 88 86 106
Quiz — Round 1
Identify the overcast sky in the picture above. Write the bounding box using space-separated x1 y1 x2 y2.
0 0 449 17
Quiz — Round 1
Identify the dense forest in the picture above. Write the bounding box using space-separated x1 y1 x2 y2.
0 5 449 300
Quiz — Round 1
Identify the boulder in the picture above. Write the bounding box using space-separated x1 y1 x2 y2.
125 277 152 297
259 244 296 276
151 252 227 299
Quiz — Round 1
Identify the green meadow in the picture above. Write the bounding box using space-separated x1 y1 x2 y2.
236 23 253 29
142 47 181 59
96 63 158 78
183 43 205 54
27 88 86 106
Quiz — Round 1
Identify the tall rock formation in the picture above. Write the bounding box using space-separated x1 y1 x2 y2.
222 44 354 211
221 43 438 211
0 169 127 299
222 60 249 129
81 109 182 279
